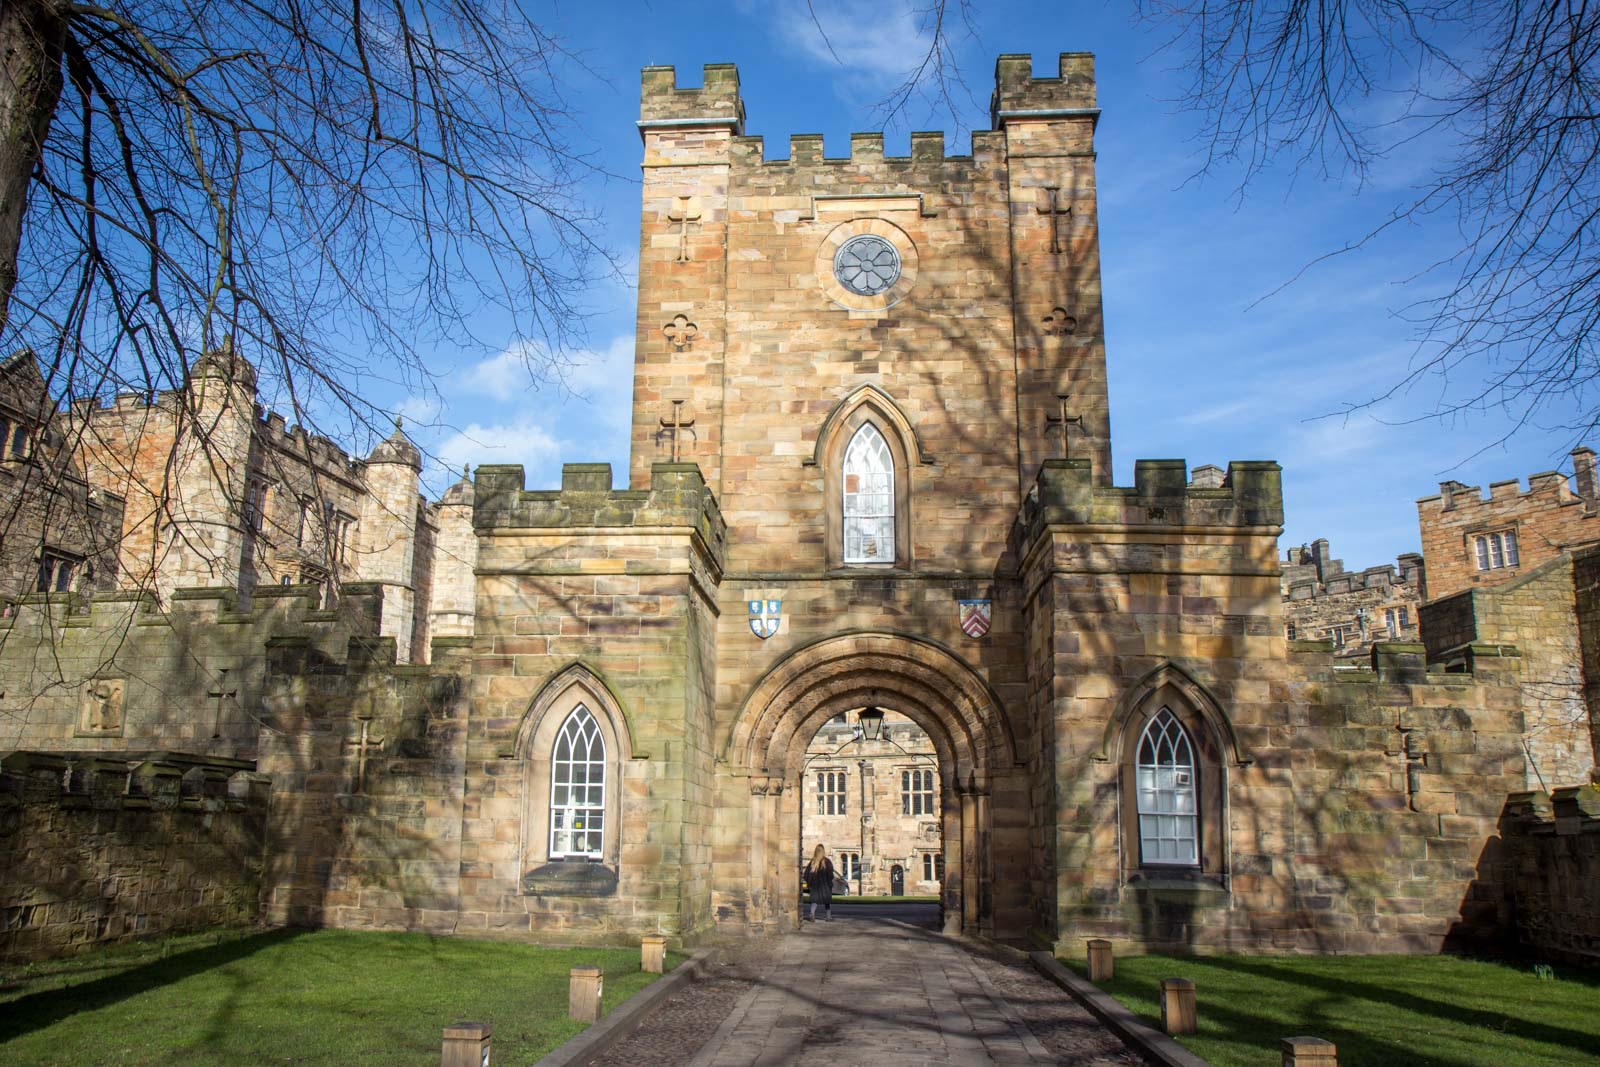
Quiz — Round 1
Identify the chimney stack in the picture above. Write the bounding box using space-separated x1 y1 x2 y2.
1572 447 1598 505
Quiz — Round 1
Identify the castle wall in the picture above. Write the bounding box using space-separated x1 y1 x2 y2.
257 636 470 934
461 462 725 941
1490 787 1600 964
1281 541 1423 656
1421 557 1594 788
1418 454 1597 601
0 584 386 757
0 751 267 962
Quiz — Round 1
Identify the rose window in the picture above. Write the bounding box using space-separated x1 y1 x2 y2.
833 235 902 296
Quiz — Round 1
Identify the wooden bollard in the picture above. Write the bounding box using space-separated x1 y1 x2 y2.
569 966 604 1023
1160 977 1197 1035
641 935 667 974
440 1021 490 1067
1085 938 1113 982
1282 1036 1338 1067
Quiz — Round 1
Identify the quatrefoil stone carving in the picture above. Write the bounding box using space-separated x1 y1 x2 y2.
663 314 698 350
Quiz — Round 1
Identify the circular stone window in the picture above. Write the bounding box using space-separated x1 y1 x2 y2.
833 235 902 296
816 220 918 313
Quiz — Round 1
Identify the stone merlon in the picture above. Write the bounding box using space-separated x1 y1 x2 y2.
990 52 1098 127
472 461 727 556
640 63 745 133
1017 458 1283 543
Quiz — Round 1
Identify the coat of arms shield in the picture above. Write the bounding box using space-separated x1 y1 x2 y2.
748 599 781 639
958 599 992 639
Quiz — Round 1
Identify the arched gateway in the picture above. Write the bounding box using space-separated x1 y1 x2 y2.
721 633 1021 936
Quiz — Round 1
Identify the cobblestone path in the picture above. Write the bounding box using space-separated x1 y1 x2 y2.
593 915 1142 1066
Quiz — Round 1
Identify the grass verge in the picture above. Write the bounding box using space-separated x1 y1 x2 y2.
1062 952 1600 1067
0 927 681 1066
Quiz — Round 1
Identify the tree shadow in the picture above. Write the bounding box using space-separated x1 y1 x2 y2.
0 927 302 1045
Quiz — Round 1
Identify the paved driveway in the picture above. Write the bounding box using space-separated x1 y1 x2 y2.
595 913 1142 1066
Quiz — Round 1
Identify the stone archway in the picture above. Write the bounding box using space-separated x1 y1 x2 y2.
722 632 1018 936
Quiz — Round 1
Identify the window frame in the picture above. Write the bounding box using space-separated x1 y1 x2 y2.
816 767 848 816
1133 708 1200 866
1472 529 1520 572
1116 689 1229 882
821 403 912 570
36 549 79 594
901 766 935 816
516 668 631 879
841 423 895 565
548 705 607 861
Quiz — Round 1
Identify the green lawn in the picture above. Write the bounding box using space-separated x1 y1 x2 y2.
0 927 681 1066
1063 952 1600 1067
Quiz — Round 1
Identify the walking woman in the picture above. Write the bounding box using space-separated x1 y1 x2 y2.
804 845 835 922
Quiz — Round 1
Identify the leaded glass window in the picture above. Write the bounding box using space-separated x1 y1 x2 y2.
902 767 935 816
1135 708 1198 865
549 705 605 859
817 769 847 815
843 423 894 563
833 235 901 295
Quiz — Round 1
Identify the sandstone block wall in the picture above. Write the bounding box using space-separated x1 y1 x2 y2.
0 751 267 961
0 583 384 759
1418 453 1597 600
1493 786 1600 963
1421 557 1594 787
464 461 724 941
257 636 470 934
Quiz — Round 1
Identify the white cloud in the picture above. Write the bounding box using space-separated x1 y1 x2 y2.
773 2 934 79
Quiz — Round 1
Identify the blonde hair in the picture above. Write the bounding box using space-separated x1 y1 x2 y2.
806 844 827 872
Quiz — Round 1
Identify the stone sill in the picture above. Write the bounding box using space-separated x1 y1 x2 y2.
1124 872 1229 901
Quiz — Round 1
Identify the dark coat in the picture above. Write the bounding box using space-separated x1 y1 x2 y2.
804 858 835 892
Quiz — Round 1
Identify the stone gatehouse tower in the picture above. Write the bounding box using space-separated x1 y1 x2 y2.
443 53 1527 950
81 52 1519 957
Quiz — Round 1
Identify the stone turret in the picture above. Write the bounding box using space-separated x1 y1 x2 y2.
356 420 422 661
429 466 477 640
152 343 257 593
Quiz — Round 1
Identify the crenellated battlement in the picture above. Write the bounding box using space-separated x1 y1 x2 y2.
990 52 1098 126
639 63 745 132
473 460 726 555
731 128 1007 166
1018 457 1283 544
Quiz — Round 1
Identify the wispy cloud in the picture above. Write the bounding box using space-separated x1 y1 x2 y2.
771 2 933 78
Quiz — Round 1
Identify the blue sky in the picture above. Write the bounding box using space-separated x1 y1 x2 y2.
382 1 1588 572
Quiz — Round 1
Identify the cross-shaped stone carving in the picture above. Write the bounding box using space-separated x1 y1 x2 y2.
1037 187 1072 255
658 400 697 463
1045 393 1084 460
345 717 385 795
1042 306 1078 337
667 197 701 263
207 668 238 739
663 314 698 351
1403 730 1428 811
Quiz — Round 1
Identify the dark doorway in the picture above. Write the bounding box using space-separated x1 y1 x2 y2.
890 864 905 896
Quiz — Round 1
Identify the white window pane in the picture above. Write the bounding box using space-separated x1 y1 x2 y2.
1475 537 1490 570
1505 531 1519 565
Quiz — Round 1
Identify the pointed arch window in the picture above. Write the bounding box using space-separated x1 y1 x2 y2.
549 705 606 859
842 423 894 563
1135 708 1198 865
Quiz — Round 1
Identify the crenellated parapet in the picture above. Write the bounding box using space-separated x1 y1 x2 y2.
640 63 745 132
0 749 268 961
1017 457 1283 548
473 461 726 564
990 51 1098 125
